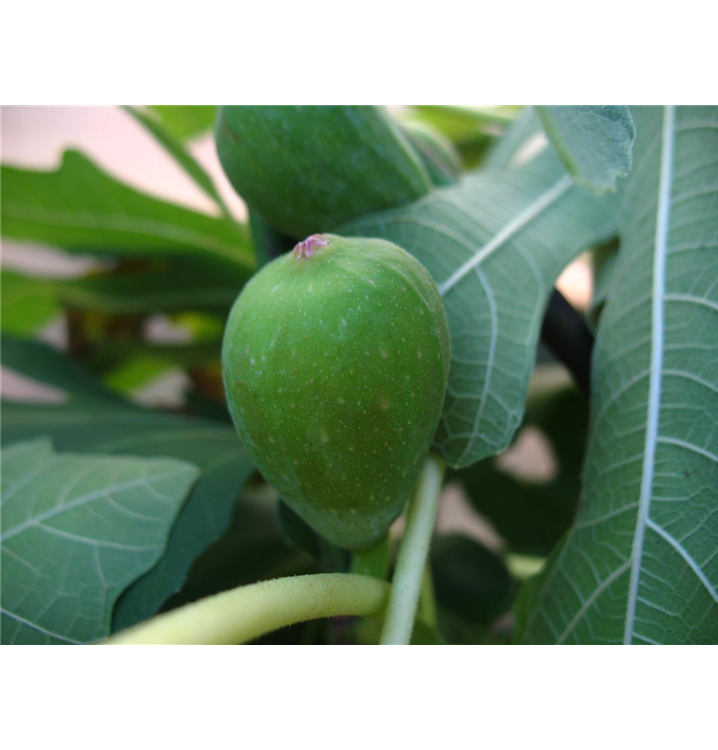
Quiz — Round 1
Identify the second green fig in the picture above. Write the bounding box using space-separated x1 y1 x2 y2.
216 106 431 238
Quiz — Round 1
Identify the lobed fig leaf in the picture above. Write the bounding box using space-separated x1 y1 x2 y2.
222 234 450 549
215 106 431 239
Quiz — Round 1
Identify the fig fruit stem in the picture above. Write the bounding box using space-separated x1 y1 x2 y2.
104 574 388 645
419 563 438 627
350 534 391 580
380 454 445 645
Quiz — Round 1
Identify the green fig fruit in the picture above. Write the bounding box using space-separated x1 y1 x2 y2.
215 106 431 239
222 234 450 549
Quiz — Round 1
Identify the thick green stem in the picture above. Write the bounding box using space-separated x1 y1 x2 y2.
106 573 388 645
380 454 445 645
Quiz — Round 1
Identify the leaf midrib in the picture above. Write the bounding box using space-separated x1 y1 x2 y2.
436 174 574 296
623 105 675 644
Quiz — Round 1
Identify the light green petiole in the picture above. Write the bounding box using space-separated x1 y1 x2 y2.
380 454 445 645
106 573 389 645
379 456 444 750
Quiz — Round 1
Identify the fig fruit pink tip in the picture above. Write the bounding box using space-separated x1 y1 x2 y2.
293 234 330 260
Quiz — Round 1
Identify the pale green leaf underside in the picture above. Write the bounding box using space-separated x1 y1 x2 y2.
521 106 718 644
340 145 617 467
1 438 198 644
536 106 635 195
1 150 253 270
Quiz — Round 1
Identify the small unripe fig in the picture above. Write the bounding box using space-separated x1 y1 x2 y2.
222 234 450 549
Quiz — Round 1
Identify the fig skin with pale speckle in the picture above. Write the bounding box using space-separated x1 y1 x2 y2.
222 234 450 549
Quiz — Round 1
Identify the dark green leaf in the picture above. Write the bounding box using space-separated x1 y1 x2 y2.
454 379 587 555
1 150 254 270
1 338 255 629
1 438 198 644
2 398 255 631
55 258 246 314
248 210 294 267
80 335 220 374
183 389 233 425
164 488 317 610
431 534 515 626
276 498 321 558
